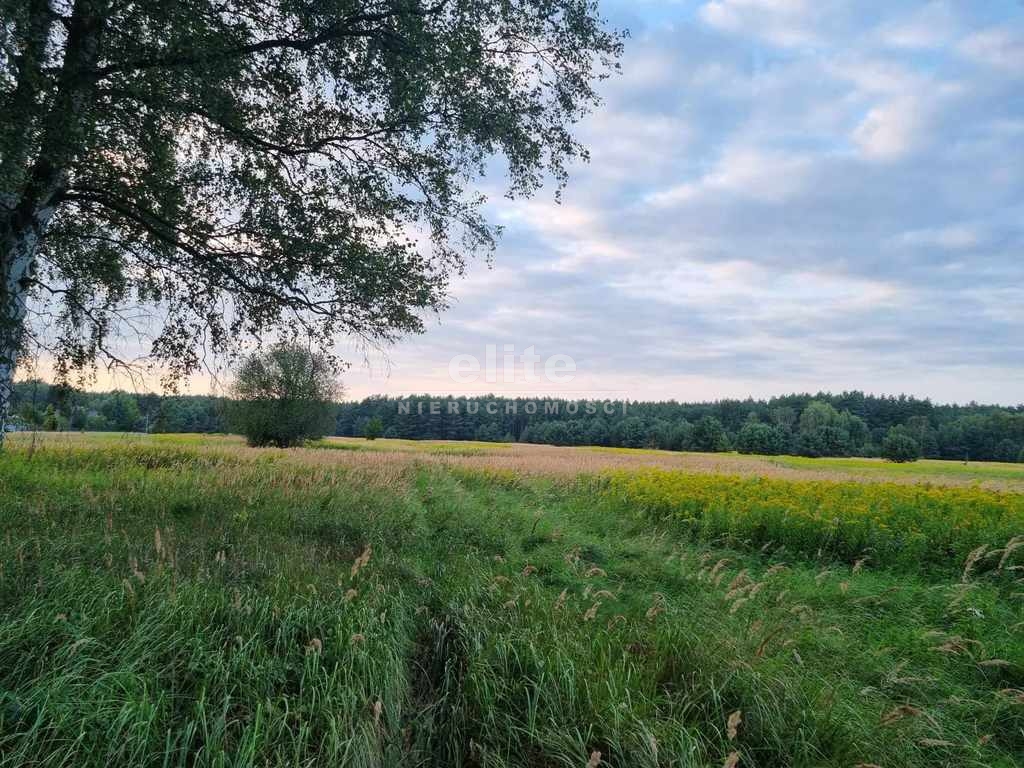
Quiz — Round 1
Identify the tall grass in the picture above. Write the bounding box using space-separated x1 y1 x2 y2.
0 437 1021 766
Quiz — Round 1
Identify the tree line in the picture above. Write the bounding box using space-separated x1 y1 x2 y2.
9 381 224 435
10 382 1024 463
337 393 1024 463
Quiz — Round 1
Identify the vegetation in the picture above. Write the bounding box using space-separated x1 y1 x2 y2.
0 433 1021 767
8 380 223 433
600 468 1024 569
227 344 339 448
338 393 1024 462
11 385 1024 464
735 419 786 455
363 416 384 441
883 428 922 464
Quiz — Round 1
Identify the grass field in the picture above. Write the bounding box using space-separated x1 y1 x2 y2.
1 433 1022 767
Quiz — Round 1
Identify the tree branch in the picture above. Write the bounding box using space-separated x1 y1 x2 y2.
88 4 448 80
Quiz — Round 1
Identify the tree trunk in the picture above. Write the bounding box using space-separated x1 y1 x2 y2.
0 0 55 449
0 224 43 446
0 0 106 448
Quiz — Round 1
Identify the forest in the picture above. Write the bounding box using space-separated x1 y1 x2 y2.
10 381 1024 462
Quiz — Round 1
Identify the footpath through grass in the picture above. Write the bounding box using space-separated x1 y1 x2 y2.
0 438 1021 767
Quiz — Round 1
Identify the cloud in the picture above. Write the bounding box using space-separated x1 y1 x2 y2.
877 1 959 49
896 225 983 250
698 0 828 47
647 147 814 205
851 97 931 160
849 78 967 162
958 26 1024 72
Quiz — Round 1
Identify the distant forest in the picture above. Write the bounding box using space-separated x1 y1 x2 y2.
8 381 1024 463
337 394 1024 462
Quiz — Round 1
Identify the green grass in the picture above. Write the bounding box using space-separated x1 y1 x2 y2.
772 455 1024 483
0 437 1021 767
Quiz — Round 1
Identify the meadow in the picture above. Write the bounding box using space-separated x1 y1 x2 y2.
0 433 1021 767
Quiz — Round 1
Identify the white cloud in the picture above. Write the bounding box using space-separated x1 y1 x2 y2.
827 56 926 96
850 78 968 162
877 1 958 49
647 147 814 206
851 97 931 160
699 0 838 48
958 26 1024 72
614 259 899 311
578 111 693 183
897 225 983 250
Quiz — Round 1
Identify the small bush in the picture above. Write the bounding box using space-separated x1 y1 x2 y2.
735 421 786 455
882 429 920 463
364 417 384 440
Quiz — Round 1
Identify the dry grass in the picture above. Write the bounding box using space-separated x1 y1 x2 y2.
11 431 1024 490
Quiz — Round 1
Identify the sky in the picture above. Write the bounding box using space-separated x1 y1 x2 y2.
332 0 1024 405
74 1 1024 405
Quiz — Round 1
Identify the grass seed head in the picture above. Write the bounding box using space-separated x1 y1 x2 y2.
553 589 569 611
962 545 987 582
917 738 953 747
727 710 742 740
880 704 922 726
350 544 373 579
998 536 1024 570
727 570 751 590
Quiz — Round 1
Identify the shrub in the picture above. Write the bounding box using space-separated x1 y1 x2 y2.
736 421 786 455
364 417 384 440
882 429 920 463
692 416 730 453
227 343 340 447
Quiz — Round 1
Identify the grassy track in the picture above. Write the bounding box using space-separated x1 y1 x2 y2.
0 435 1021 767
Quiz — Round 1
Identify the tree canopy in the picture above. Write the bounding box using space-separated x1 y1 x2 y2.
0 0 623 437
227 343 339 447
